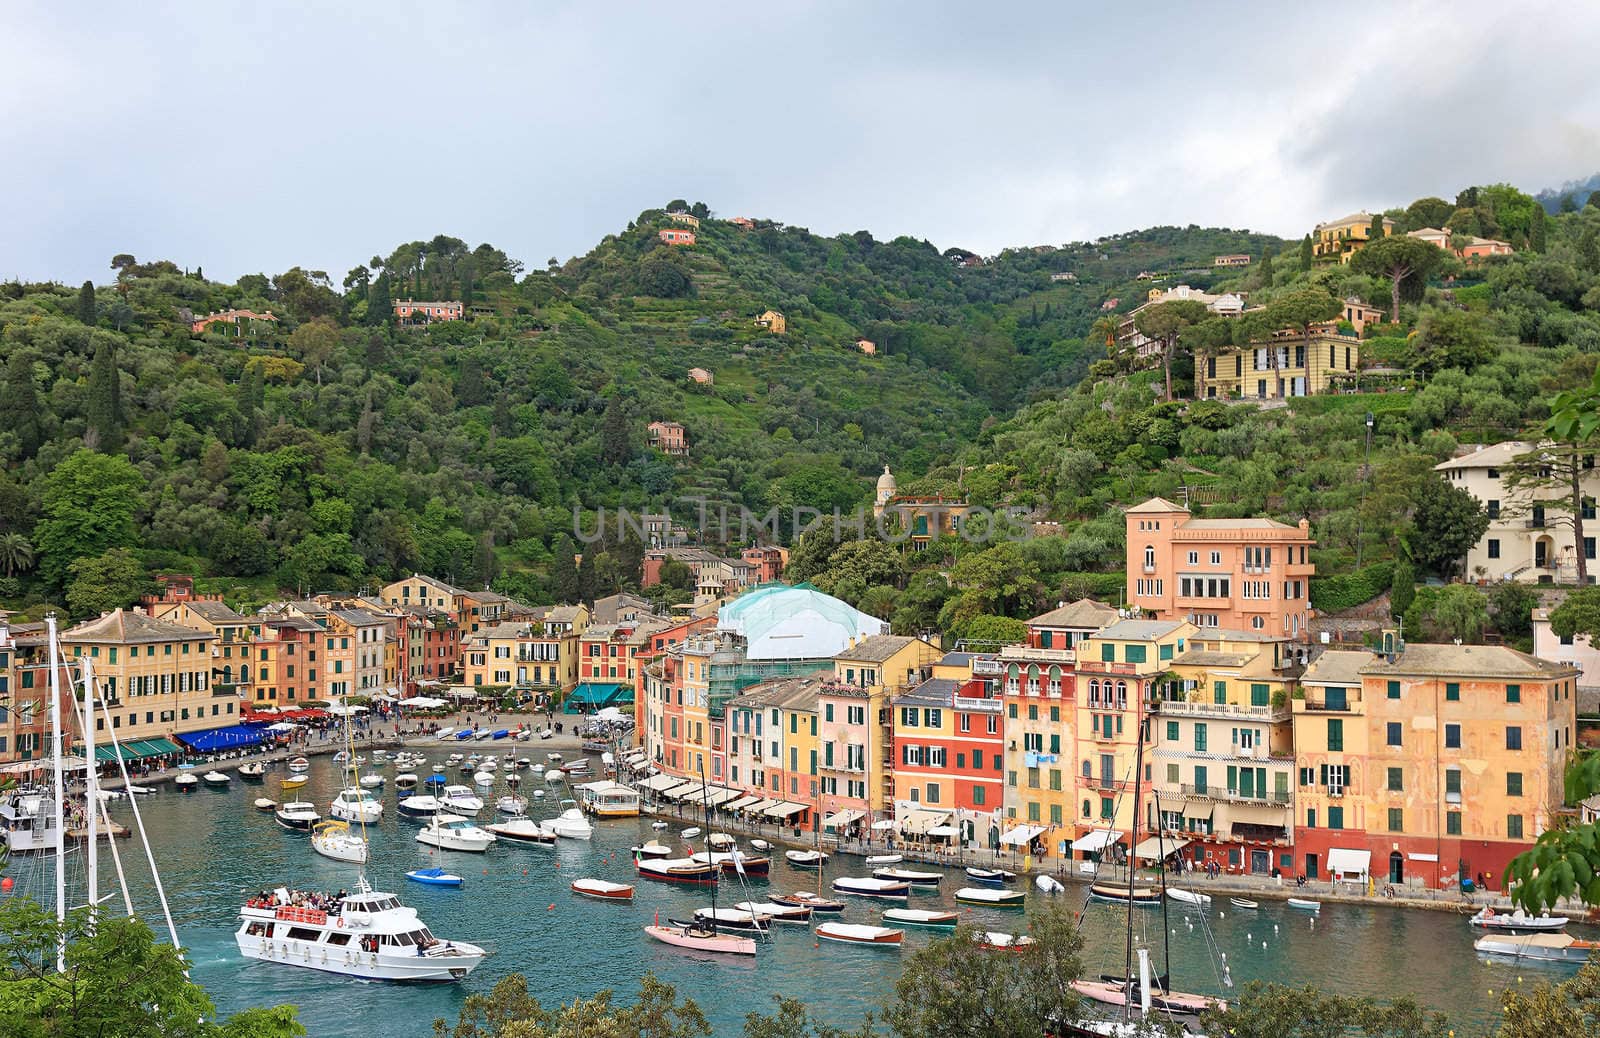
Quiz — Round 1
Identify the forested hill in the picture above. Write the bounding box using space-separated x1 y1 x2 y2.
0 205 1280 615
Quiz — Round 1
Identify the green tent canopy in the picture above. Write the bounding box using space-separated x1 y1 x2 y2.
563 683 632 714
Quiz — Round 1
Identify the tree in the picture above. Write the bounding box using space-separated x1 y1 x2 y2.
551 535 580 603
1406 476 1489 580
1502 441 1594 585
1298 234 1313 272
600 396 633 467
1406 308 1493 375
288 318 341 385
1402 196 1455 231
1507 749 1600 914
432 970 708 1038
1 350 43 458
0 532 34 578
953 613 1028 647
85 338 122 450
65 548 148 617
1351 235 1446 322
945 542 1041 617
813 539 903 604
657 557 693 592
1203 981 1451 1038
1389 556 1415 618
35 450 143 589
1132 299 1208 401
1262 288 1340 390
1488 581 1540 641
75 280 97 325
0 899 303 1038
365 271 393 327
1494 961 1600 1038
1416 583 1489 642
458 354 488 407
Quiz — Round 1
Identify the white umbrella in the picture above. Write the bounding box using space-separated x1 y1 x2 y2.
871 819 897 831
594 706 626 722
326 704 369 716
265 721 300 732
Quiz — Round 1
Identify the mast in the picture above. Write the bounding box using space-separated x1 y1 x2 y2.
1154 789 1169 988
83 655 98 926
1122 703 1145 1022
699 760 717 934
47 615 66 972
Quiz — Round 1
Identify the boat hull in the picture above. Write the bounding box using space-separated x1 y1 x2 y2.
832 879 910 900
572 880 635 901
235 931 482 982
955 888 1026 908
815 923 903 946
1088 884 1160 905
637 862 719 886
643 924 755 955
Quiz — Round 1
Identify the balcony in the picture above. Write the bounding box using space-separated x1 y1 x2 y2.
212 683 240 698
1084 777 1133 793
1154 700 1287 722
971 659 1003 676
1297 693 1362 714
1179 783 1292 806
998 645 1076 665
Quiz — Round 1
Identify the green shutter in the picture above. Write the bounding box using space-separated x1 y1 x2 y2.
1125 644 1147 664
1506 684 1520 703
1445 682 1459 701
1387 680 1400 699
1101 644 1115 662
1250 683 1270 707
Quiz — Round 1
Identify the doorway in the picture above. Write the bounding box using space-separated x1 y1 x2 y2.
1250 850 1269 875
1388 851 1404 885
1304 853 1319 879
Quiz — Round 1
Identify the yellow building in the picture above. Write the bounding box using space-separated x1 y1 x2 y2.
62 610 225 744
755 309 787 335
678 634 714 779
380 574 465 614
1195 332 1360 400
1071 619 1195 858
996 642 1076 850
1312 211 1394 263
1291 649 1372 882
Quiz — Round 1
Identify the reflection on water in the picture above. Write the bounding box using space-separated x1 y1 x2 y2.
13 758 1569 1036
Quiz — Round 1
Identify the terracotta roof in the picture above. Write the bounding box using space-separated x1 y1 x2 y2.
727 674 824 713
1125 497 1188 514
1092 619 1189 642
1176 517 1299 531
544 605 586 623
1029 598 1117 630
834 634 917 662
1359 643 1578 681
64 609 213 645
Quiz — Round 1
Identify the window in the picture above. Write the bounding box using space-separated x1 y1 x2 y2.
1327 806 1343 830
1388 808 1403 832
1386 722 1401 747
1507 772 1522 797
1387 767 1403 791
1506 726 1522 751
1100 797 1113 819
1386 680 1400 700
1446 812 1462 836
1125 645 1147 665
1507 814 1523 839
1487 539 1500 559
1306 808 1317 829
1444 723 1460 749
1166 721 1179 742
1250 683 1269 707
1445 769 1461 796
1445 682 1459 702
1194 723 1207 752
1327 719 1343 751
1506 684 1520 703
1487 499 1500 519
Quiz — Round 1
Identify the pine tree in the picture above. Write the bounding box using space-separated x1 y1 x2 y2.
1259 244 1275 284
86 339 122 450
1299 234 1314 271
472 531 498 586
458 354 487 406
576 548 595 605
600 396 632 466
364 331 387 370
237 361 265 414
1 350 42 458
552 535 580 603
1529 209 1547 253
365 272 392 327
76 280 97 325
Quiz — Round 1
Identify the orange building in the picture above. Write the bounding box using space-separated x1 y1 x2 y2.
1125 497 1315 640
658 229 695 246
647 420 689 456
190 308 277 336
392 299 463 323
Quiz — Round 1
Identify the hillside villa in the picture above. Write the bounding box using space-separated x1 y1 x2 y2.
1312 211 1394 263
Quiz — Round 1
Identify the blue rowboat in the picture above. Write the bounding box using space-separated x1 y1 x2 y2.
492 729 510 740
406 867 464 888
455 729 475 741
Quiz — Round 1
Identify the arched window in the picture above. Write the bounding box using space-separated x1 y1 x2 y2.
1116 680 1128 708
1082 759 1092 778
1082 799 1092 819
1144 545 1156 569
1047 666 1061 697
1088 679 1101 706
1251 616 1265 630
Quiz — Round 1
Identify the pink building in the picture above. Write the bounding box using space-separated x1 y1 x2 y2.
1534 607 1600 702
393 299 463 323
658 229 696 246
687 367 714 385
647 420 688 456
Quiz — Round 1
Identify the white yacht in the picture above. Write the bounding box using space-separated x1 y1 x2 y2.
235 882 485 982
416 813 497 853
544 804 593 841
330 787 383 824
310 820 369 864
275 802 321 831
439 785 484 815
0 787 63 855
396 794 444 819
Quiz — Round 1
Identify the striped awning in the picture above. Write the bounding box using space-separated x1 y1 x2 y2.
764 801 807 819
702 787 744 807
89 737 182 763
660 781 703 801
741 798 778 814
636 773 683 793
723 795 763 811
823 809 863 829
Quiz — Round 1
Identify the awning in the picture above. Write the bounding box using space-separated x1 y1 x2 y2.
564 682 633 713
1227 803 1291 826
703 787 744 807
764 801 807 819
446 686 478 698
999 824 1047 847
636 773 682 793
824 809 864 829
1071 829 1123 853
926 824 960 838
1327 848 1372 876
90 738 181 763
742 798 778 814
1407 852 1440 863
175 724 266 753
661 781 704 801
402 696 446 709
871 819 897 830
723 794 763 811
1133 836 1190 862
900 809 952 835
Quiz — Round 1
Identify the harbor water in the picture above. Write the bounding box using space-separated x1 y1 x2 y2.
10 756 1584 1036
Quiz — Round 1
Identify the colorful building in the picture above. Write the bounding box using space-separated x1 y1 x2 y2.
189 308 277 336
892 672 1006 846
392 299 463 323
647 420 689 457
1125 497 1315 639
995 640 1077 859
659 229 695 246
755 310 787 335
1026 599 1117 650
0 622 79 766
1292 649 1372 884
61 610 228 746
1311 211 1394 263
1194 331 1360 400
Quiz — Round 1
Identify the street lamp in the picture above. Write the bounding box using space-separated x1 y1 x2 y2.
1356 412 1375 568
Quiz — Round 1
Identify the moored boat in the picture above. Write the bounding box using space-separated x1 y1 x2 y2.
690 850 770 875
636 857 719 886
976 931 1036 951
644 920 756 956
1474 931 1600 962
964 867 1015 886
815 922 903 947
955 886 1026 908
631 840 674 859
571 878 635 901
359 773 385 788
785 849 828 869
545 805 593 840
395 773 419 791
1469 907 1567 932
874 867 942 886
396 794 444 819
288 757 310 772
770 891 845 913
406 867 464 887
883 908 958 929
832 876 910 900
1036 875 1065 894
239 762 266 780
310 820 368 864
281 775 307 791
1229 897 1258 910
275 801 320 831
484 818 558 846
1089 882 1161 905
864 854 902 865
330 787 383 824
1287 897 1322 913
1167 888 1211 907
254 797 277 812
174 773 198 792
688 906 771 933
733 900 812 924
415 814 496 853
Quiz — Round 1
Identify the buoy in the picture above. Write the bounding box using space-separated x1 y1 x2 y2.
548 904 555 911
523 868 528 876
1262 941 1267 949
1218 912 1224 919
0 877 11 892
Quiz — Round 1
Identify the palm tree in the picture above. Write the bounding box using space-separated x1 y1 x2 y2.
0 532 35 577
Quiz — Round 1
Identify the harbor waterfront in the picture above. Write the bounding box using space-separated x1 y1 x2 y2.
13 755 1587 1036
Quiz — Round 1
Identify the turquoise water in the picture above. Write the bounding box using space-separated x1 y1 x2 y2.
13 757 1583 1036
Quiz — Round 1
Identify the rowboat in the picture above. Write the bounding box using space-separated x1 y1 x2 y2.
883 908 958 929
1036 875 1065 893
770 891 845 913
253 798 277 812
690 851 771 875
1167 888 1211 907
681 827 702 840
636 857 719 886
733 900 812 924
976 931 1036 951
1474 932 1600 962
1287 897 1322 913
238 763 265 780
484 819 558 846
288 757 310 772
964 867 1015 887
1469 907 1567 932
815 922 903 947
689 907 771 933
750 839 772 851
280 775 307 791
874 867 942 886
571 878 635 901
632 840 674 859
865 854 902 865
785 849 828 869
644 921 756 956
1088 883 1161 905
832 877 910 900
1229 897 1259 910
406 867 464 888
955 887 1026 908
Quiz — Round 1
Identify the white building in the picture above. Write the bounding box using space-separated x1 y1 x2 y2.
1533 607 1600 708
1434 442 1599 584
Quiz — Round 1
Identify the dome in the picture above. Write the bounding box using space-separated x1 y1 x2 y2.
876 465 897 494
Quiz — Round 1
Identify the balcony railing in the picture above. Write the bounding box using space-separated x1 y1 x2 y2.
1179 783 1292 805
1298 694 1361 713
999 645 1076 664
1155 700 1287 722
1084 777 1133 793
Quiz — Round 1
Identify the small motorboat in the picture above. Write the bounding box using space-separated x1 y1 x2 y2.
650 819 667 829
786 849 828 869
875 867 942 886
832 877 910 901
532 763 546 775
473 771 495 787
1229 897 1259 910
423 774 448 789
707 832 735 850
636 857 719 886
497 794 528 816
416 813 497 853
733 900 812 924
174 774 198 792
447 753 464 765
545 770 565 783
545 806 593 840
310 820 368 864
518 757 532 768
681 827 702 840
1035 875 1065 894
530 789 546 800
1168 888 1211 907
330 787 383 824
644 920 755 955
440 785 485 815
539 728 554 740
238 762 265 780
883 908 959 929
815 922 903 947
274 801 320 831
865 854 902 865
1469 907 1568 932
484 818 557 846
359 772 385 788
126 784 156 795
955 887 1026 908
964 867 1015 886
1475 932 1600 962
288 757 310 772
1287 897 1322 913
395 794 445 819
546 752 563 763
202 771 230 787
1089 883 1161 905
280 775 307 791
689 907 771 933
332 750 350 763
631 840 674 860
491 729 511 740
750 839 772 851
406 867 464 888
572 878 635 901
771 891 845 913
976 931 1036 951
253 798 277 812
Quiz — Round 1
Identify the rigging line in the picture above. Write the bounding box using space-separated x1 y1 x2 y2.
62 670 135 919
46 617 67 971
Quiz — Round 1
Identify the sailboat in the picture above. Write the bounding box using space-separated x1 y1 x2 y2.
773 781 846 913
644 765 757 956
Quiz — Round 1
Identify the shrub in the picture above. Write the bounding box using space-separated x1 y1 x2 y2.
1310 561 1395 613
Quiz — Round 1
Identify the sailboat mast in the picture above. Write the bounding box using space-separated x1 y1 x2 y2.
700 761 717 933
1155 789 1169 986
1123 704 1146 1022
83 655 98 924
47 615 66 972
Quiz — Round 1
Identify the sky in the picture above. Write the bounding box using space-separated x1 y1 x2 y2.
3 1 1599 286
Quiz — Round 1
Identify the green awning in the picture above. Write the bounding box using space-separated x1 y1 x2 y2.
563 683 633 713
88 738 183 763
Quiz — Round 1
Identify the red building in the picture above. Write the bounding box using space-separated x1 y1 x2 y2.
891 675 1006 819
393 299 463 323
741 545 787 584
658 229 696 246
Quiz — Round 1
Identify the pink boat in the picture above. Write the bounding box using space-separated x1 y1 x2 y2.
644 922 757 956
1070 979 1226 1016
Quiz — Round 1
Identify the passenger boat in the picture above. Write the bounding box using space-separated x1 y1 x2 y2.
1474 932 1600 962
310 820 368 864
883 908 959 929
439 785 484 815
254 798 277 812
330 787 383 824
688 907 771 933
832 876 910 901
484 818 558 846
415 814 496 853
636 857 719 886
815 922 903 947
1287 897 1322 912
202 770 230 786
785 849 828 868
545 805 594 840
690 850 770 875
964 867 1015 886
275 802 321 831
631 840 674 859
976 931 1036 951
281 775 308 791
1469 907 1568 932
235 882 485 981
1229 897 1258 910
239 762 266 780
405 867 464 888
571 878 635 901
874 867 942 886
771 891 845 913
1167 888 1211 907
955 887 1026 908
1089 883 1161 905
865 854 902 865
733 900 812 924
396 794 444 819
174 773 198 792
288 757 310 772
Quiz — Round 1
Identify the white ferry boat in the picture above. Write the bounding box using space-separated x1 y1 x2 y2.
235 882 486 982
